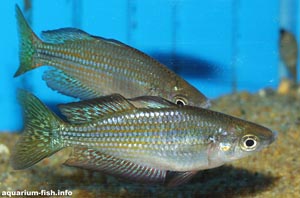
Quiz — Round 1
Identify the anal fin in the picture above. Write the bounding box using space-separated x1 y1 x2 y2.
43 69 99 100
64 147 166 184
166 171 198 187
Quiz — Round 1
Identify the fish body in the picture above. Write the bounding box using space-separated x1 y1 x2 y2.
11 90 276 185
279 29 298 82
14 5 209 108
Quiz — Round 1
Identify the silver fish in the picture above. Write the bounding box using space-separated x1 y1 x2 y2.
14 5 209 108
11 90 276 186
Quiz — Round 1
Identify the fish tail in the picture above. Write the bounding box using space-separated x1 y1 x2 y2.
14 5 43 77
10 89 65 170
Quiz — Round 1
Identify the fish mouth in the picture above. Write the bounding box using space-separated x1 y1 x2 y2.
260 130 277 149
269 130 278 144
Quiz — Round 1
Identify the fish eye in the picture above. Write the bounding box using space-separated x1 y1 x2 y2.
174 97 187 106
241 135 258 151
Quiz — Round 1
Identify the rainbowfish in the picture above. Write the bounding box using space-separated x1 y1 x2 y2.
14 5 209 108
279 29 298 83
11 90 276 186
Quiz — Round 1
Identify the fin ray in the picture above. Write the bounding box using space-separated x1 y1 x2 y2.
14 5 43 77
10 90 64 169
41 28 94 43
129 96 176 108
167 171 197 187
42 27 127 48
59 94 177 124
64 148 166 183
43 69 99 100
58 94 135 123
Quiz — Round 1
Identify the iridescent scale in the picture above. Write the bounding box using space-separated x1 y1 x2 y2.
60 108 220 171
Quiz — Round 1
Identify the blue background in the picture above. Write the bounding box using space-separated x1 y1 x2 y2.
0 0 299 131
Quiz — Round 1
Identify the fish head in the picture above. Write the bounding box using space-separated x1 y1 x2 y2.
169 81 210 108
213 120 277 163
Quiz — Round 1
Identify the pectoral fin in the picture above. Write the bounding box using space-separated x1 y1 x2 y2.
129 96 176 108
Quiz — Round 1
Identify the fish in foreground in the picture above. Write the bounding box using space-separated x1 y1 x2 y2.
14 5 209 108
11 90 277 186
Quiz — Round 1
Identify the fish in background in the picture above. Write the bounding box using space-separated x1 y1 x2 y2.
279 29 298 83
23 0 32 13
11 90 276 186
14 5 209 108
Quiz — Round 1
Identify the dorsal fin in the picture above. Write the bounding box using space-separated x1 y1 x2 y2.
59 95 176 124
41 28 127 47
91 35 129 47
58 94 135 124
41 28 94 43
129 96 176 109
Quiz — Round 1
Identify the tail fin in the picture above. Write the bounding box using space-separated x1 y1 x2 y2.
14 5 43 77
10 90 65 170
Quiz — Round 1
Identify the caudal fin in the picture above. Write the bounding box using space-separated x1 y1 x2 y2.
14 5 43 77
10 90 65 170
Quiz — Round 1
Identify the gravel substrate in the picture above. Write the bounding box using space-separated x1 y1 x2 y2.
0 89 299 197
